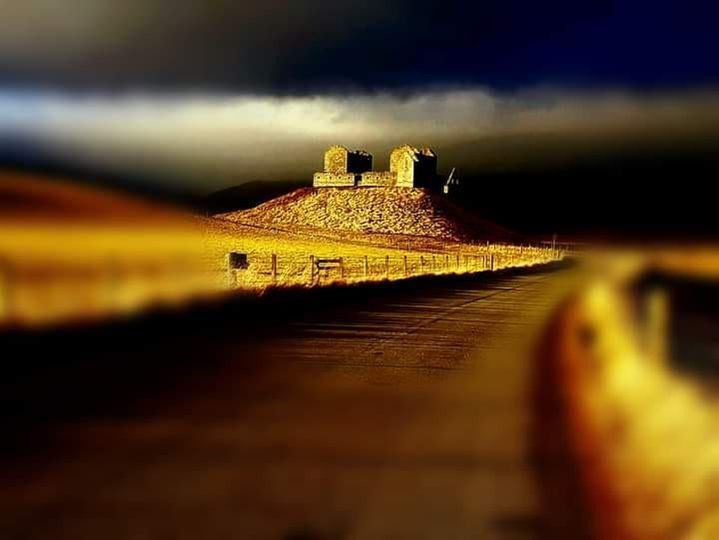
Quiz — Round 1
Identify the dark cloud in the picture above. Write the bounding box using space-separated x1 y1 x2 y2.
1 1 718 92
0 0 410 91
3 88 718 192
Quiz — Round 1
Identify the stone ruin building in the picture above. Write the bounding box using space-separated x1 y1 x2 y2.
313 144 452 192
312 145 373 187
388 145 438 189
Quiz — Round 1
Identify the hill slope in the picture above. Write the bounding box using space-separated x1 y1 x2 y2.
0 170 186 223
218 187 517 243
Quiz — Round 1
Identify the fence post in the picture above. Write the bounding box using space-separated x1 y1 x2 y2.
385 255 390 277
420 255 425 269
339 257 345 279
490 254 494 271
403 255 408 276
445 255 449 271
364 255 369 277
226 253 237 288
309 255 315 285
271 254 278 283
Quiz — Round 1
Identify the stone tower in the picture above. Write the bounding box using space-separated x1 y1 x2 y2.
389 145 438 188
314 145 372 187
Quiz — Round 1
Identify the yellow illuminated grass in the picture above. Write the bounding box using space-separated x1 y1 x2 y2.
0 213 559 328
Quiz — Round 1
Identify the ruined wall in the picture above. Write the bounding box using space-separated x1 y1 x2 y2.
389 145 416 187
317 144 440 190
358 171 397 187
389 145 438 188
313 172 357 187
324 145 349 174
322 146 372 175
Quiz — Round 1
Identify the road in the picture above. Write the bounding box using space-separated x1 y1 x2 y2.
0 266 588 539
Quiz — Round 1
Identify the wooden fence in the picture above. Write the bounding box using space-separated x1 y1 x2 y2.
227 246 563 289
0 245 563 327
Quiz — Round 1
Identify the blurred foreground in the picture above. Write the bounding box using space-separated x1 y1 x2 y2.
1 265 580 539
5 174 719 538
540 254 719 539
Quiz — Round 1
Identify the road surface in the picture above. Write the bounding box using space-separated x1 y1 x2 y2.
0 266 587 539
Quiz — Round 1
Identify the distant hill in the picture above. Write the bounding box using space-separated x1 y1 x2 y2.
198 180 305 215
218 187 519 243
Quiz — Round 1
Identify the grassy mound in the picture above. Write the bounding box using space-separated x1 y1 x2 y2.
218 187 515 242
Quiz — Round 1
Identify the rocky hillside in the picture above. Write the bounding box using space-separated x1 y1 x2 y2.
218 187 516 242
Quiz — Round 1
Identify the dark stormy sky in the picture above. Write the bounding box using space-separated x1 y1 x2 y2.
2 0 717 92
1 0 718 210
